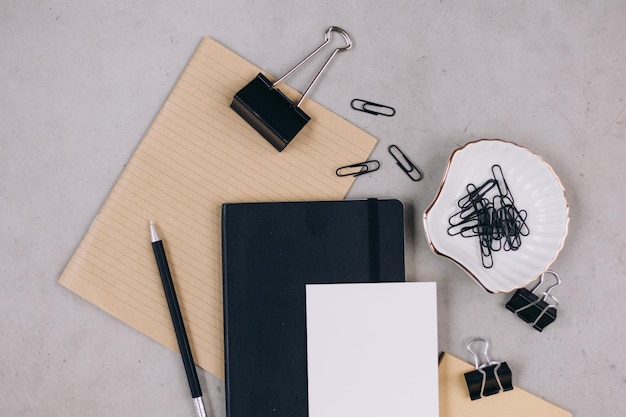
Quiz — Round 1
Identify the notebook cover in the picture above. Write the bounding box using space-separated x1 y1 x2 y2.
221 198 405 417
438 352 572 417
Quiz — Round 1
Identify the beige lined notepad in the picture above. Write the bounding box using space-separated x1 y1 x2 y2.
439 353 572 417
58 37 377 379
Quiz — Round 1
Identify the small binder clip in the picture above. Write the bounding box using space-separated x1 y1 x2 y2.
505 270 561 332
388 145 423 181
464 338 513 401
231 26 352 152
350 99 396 117
335 160 380 177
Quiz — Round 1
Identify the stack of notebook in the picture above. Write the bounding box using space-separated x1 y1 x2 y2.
57 35 571 417
57 35 440 417
221 199 439 417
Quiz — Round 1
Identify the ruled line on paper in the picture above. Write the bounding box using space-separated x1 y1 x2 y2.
65 254 225 360
160 90 349 198
69 225 225 347
185 52 374 164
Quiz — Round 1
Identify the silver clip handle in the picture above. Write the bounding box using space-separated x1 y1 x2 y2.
529 270 561 297
272 26 352 107
466 337 497 370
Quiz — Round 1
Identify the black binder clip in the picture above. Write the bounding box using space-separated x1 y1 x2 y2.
464 338 513 401
231 26 352 152
505 270 561 332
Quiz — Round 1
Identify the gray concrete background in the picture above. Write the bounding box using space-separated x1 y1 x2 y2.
2 1 625 416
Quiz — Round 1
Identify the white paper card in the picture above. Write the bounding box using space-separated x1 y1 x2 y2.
305 282 439 417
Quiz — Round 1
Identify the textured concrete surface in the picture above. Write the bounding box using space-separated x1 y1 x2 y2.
2 1 625 416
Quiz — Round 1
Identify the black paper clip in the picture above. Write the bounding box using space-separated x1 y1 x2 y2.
351 99 396 117
231 26 352 152
505 270 561 332
335 160 380 177
388 145 423 181
464 338 513 401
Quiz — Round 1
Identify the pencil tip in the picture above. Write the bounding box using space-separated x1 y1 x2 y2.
150 220 159 242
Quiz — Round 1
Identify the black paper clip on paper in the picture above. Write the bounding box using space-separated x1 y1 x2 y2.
335 160 380 177
351 99 396 117
464 338 513 401
505 270 561 332
231 26 353 152
388 145 423 181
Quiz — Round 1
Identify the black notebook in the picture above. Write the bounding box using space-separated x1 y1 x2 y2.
221 198 406 417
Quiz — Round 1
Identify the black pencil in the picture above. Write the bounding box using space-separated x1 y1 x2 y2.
150 221 207 417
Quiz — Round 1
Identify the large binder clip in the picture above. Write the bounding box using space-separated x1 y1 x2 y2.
231 26 352 151
464 338 513 401
505 270 561 332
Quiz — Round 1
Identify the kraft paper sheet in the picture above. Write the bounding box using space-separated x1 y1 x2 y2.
58 37 377 379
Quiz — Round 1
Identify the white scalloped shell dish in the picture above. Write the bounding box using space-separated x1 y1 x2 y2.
424 139 569 293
